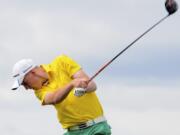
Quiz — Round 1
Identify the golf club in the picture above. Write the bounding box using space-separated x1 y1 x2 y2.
88 0 178 82
74 0 178 97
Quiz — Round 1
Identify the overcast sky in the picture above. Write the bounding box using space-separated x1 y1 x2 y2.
0 0 180 135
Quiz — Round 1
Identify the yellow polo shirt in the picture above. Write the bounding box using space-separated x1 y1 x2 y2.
34 55 103 128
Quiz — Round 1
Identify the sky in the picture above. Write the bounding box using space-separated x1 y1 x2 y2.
0 0 180 135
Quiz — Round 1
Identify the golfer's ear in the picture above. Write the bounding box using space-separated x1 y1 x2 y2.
23 83 31 90
23 85 29 90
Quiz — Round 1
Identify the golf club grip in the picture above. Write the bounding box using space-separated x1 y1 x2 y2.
88 14 169 83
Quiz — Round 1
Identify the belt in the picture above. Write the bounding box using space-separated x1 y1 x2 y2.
67 116 106 131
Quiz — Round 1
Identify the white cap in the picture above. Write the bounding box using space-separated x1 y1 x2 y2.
11 59 36 90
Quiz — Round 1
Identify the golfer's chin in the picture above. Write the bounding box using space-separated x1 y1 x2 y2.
32 84 44 91
30 79 49 90
34 81 49 90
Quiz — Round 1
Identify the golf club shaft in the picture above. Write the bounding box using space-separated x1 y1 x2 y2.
88 14 170 83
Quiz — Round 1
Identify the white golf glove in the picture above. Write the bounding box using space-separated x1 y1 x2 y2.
74 88 86 97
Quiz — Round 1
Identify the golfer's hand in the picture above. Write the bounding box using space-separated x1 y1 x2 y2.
71 78 88 89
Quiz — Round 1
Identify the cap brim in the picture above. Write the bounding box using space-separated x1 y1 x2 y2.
11 80 20 90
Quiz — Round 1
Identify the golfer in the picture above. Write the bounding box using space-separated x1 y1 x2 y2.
11 55 111 135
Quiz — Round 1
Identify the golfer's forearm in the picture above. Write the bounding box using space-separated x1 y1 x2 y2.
72 69 97 92
54 84 74 103
85 81 97 92
44 83 74 105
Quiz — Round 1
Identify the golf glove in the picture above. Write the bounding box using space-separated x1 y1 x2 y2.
74 88 86 97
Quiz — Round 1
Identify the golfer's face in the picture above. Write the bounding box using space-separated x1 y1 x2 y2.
23 67 48 90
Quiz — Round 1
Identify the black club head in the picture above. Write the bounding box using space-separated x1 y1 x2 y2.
165 0 178 15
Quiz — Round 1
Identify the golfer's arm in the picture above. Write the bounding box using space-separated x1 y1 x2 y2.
72 69 97 93
42 70 96 105
43 83 74 105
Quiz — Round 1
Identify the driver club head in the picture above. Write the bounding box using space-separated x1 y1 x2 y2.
165 0 178 15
